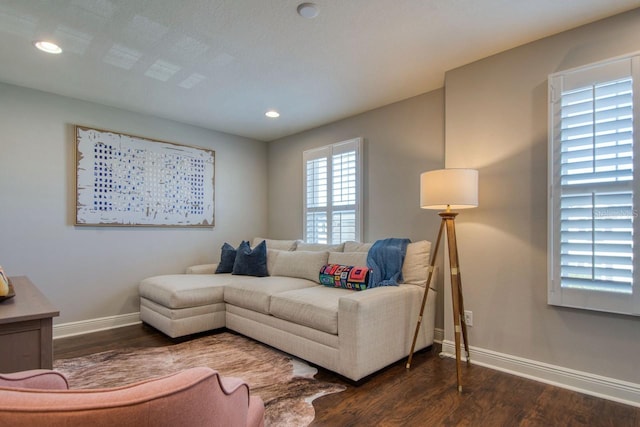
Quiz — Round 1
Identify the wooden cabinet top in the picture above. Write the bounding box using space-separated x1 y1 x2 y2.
0 276 59 324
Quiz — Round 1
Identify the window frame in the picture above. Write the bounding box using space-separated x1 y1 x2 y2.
547 53 640 316
303 138 363 244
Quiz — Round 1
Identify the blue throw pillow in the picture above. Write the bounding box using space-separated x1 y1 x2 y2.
215 242 243 274
232 240 268 277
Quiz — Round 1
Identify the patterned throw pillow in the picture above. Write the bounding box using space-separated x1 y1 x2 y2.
319 264 371 291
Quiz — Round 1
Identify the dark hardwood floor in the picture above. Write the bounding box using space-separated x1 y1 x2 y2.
54 324 640 427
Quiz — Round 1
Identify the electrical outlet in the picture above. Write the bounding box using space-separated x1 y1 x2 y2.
464 310 473 327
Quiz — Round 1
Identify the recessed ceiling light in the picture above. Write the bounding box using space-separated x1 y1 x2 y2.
34 40 62 54
297 3 319 19
265 110 280 118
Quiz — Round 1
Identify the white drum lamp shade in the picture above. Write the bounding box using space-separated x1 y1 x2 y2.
420 168 478 210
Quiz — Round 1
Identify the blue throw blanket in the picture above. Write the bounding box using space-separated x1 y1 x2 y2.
367 238 411 287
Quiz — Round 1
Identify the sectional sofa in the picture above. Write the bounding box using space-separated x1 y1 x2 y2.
139 238 437 381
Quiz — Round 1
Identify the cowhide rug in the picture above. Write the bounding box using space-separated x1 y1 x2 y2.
54 332 345 426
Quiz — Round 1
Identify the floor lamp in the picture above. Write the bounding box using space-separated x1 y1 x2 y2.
406 168 478 393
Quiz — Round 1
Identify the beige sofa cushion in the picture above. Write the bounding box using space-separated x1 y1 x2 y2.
252 237 299 251
343 241 373 253
139 274 230 309
296 242 345 252
223 276 317 314
328 251 368 267
402 240 432 286
271 250 329 283
266 249 282 275
270 286 349 335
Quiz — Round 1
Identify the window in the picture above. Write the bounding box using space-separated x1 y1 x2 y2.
303 138 362 244
548 54 640 315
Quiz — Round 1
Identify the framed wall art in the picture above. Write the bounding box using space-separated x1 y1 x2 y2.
75 125 215 227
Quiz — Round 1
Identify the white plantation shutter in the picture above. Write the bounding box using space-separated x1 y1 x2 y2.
303 138 362 244
305 156 328 243
548 55 640 315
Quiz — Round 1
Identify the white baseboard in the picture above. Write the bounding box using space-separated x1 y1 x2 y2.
441 340 640 408
434 327 444 344
53 312 141 339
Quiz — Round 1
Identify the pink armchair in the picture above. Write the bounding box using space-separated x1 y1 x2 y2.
0 367 264 427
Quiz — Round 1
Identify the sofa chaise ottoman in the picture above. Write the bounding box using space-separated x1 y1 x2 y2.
139 238 438 381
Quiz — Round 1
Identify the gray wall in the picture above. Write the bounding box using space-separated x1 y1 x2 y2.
444 10 640 382
0 83 267 325
268 89 446 326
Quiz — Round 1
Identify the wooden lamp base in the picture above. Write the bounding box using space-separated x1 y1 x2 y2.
406 211 470 392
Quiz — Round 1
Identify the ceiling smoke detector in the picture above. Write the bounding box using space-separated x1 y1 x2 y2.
297 3 318 19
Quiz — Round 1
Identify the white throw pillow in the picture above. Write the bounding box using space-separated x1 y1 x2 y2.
271 250 329 283
328 251 368 267
402 240 432 286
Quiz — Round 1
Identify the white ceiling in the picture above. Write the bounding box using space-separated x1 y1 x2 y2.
1 0 639 141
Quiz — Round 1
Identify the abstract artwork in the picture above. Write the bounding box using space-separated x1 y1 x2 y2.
75 126 215 227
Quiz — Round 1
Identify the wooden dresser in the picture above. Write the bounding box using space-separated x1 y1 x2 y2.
0 276 59 373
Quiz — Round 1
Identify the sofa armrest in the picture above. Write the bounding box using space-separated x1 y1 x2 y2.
338 275 438 381
186 263 218 274
0 370 69 390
